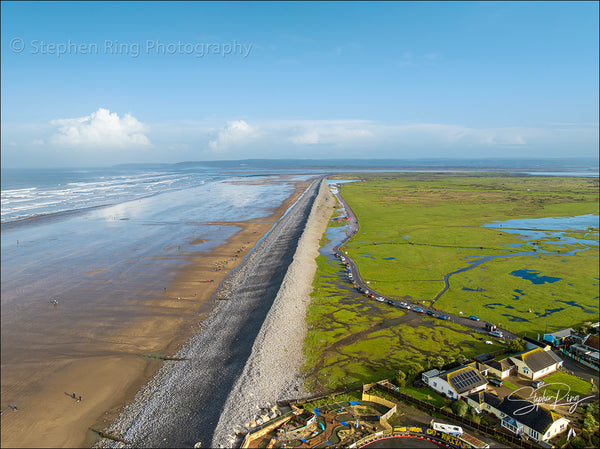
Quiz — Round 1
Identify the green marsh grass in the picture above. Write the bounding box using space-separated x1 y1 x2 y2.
339 174 599 335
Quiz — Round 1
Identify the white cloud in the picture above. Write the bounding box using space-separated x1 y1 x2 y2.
289 121 374 146
208 120 258 152
50 108 151 149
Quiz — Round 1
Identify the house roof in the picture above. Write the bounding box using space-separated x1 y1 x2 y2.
583 334 600 351
473 353 494 363
523 336 550 348
467 392 568 435
423 369 440 379
546 350 563 364
494 395 567 434
441 365 488 394
466 391 501 409
485 357 514 372
547 328 574 339
510 348 560 373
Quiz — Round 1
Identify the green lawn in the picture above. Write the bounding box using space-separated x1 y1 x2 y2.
400 386 447 407
539 372 597 399
503 380 519 391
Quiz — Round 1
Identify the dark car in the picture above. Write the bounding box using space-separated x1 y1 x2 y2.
426 310 435 316
469 315 480 321
488 378 503 387
437 314 447 320
386 299 394 306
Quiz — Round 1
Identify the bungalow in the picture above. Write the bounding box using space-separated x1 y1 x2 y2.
509 348 563 380
466 391 569 443
483 357 514 379
543 328 574 347
422 363 487 400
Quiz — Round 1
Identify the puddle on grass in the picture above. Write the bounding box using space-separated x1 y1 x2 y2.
484 303 515 310
533 308 566 318
357 253 376 259
555 300 598 313
510 269 561 284
511 289 526 300
500 314 531 322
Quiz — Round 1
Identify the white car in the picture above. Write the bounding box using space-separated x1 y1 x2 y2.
375 296 384 302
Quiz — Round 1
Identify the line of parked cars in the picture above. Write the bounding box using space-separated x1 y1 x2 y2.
338 252 495 329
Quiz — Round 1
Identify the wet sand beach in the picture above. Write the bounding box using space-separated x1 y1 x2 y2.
0 176 314 448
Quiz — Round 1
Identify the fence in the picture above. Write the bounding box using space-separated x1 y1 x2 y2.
558 348 600 372
372 384 540 449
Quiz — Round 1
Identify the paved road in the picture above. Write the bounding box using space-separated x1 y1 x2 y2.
330 184 518 343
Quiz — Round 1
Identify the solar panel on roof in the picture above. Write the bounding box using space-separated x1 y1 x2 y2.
451 369 482 391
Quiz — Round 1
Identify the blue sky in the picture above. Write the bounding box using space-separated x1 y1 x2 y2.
1 1 598 167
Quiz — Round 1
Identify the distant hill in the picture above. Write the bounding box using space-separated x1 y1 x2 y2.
114 158 599 172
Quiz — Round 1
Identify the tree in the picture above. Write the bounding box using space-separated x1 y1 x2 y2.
455 354 467 364
444 355 456 368
507 338 527 353
583 412 597 431
432 356 445 369
577 322 593 335
405 362 424 382
569 436 585 449
450 399 468 417
396 370 407 388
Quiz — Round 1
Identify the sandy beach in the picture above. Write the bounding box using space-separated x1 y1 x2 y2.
93 178 333 448
0 176 314 449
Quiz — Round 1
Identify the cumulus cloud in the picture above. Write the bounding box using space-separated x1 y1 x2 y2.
289 121 374 146
208 120 258 152
50 108 151 148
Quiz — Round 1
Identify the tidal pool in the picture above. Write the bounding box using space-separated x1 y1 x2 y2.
484 214 599 253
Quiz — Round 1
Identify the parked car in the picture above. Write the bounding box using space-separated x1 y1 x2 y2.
485 323 497 332
386 299 394 305
426 310 435 316
468 315 480 321
437 314 448 320
375 296 384 302
398 302 410 309
488 378 503 387
532 380 545 388
489 330 503 338
413 307 425 313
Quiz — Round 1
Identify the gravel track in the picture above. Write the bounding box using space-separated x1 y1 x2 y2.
95 178 330 448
